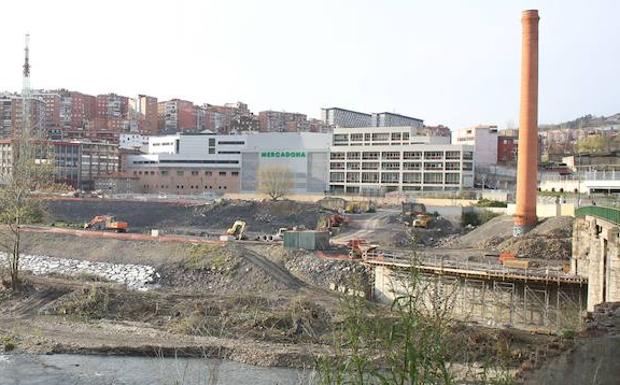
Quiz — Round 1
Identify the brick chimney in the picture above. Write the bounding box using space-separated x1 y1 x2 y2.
514 10 540 236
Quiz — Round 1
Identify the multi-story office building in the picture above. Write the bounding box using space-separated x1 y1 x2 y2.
455 125 498 167
322 107 425 129
371 112 423 128
328 126 474 194
321 107 372 128
258 110 308 132
0 139 119 189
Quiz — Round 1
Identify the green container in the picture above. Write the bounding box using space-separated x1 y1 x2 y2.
283 231 299 249
284 230 329 250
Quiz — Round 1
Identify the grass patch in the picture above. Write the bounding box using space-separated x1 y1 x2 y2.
57 285 110 319
475 198 507 208
1 335 17 352
186 244 236 271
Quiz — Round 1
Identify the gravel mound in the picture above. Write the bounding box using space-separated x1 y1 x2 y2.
497 216 573 260
456 215 515 248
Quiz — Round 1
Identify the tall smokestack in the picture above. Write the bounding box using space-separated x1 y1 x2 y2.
514 9 539 236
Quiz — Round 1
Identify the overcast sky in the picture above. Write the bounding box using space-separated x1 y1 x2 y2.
1 0 618 128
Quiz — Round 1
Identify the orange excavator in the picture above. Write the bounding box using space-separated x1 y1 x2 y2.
84 215 128 232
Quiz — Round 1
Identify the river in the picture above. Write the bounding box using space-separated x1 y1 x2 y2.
0 354 315 385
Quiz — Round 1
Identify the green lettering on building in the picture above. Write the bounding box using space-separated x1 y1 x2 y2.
260 151 306 158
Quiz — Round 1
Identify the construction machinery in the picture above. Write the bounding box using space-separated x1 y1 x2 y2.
402 202 429 227
84 215 128 232
412 214 432 228
344 200 375 214
317 213 345 234
226 220 247 240
346 239 379 259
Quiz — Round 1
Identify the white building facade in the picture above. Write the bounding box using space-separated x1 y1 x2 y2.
124 132 331 195
240 132 331 194
329 126 474 194
455 125 498 168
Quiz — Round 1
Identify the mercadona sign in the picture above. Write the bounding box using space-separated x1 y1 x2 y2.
260 151 306 158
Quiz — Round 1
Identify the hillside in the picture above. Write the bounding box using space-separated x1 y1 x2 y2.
540 113 620 131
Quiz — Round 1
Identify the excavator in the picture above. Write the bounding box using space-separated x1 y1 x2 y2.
226 220 247 240
84 215 128 232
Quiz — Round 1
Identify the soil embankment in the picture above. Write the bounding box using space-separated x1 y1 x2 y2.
45 199 322 233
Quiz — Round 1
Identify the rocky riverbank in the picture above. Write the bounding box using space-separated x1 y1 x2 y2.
0 253 156 290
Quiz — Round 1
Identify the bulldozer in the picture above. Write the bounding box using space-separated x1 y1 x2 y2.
225 220 247 240
84 215 128 232
411 214 432 228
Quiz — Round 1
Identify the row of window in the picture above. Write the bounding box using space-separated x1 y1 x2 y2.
330 151 468 161
329 172 461 185
333 132 412 143
143 184 229 190
133 170 239 177
330 161 470 171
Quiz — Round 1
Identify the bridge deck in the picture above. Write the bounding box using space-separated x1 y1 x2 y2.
365 254 587 285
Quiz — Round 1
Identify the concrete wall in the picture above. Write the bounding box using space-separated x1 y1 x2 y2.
571 216 620 311
506 203 575 218
374 266 585 331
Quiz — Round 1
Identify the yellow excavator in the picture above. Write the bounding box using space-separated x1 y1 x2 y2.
226 220 247 240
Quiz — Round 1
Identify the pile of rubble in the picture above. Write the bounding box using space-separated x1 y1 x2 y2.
284 251 371 289
0 253 156 290
497 216 574 260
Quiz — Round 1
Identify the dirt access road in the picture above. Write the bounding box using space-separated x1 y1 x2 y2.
331 209 399 244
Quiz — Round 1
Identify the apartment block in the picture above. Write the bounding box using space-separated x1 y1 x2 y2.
33 90 61 129
129 95 159 135
158 99 198 134
205 102 258 133
10 96 46 137
57 91 97 136
329 126 474 194
497 129 519 164
258 110 307 132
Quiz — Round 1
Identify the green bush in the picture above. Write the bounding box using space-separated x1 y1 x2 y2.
476 199 507 208
462 210 500 227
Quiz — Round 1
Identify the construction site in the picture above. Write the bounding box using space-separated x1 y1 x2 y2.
1 8 619 385
0 191 616 381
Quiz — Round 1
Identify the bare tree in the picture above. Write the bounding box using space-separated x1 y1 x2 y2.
258 165 294 201
0 118 53 290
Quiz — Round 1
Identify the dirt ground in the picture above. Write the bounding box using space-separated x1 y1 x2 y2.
446 215 574 260
45 198 323 233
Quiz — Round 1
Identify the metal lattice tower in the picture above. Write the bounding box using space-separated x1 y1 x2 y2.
22 33 31 136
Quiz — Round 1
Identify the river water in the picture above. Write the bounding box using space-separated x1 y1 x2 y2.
0 354 315 385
